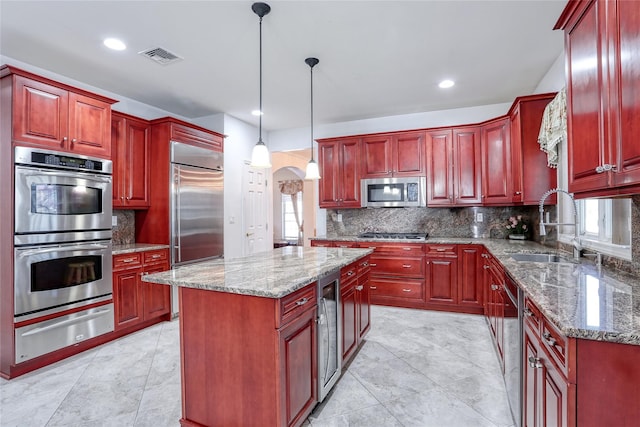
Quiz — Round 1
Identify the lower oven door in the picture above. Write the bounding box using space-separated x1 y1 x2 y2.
15 303 114 363
14 240 113 319
14 165 112 235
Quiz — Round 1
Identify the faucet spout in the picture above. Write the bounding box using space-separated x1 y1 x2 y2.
538 188 581 259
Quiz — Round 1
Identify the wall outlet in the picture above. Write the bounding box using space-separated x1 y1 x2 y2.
476 213 484 222
336 214 343 222
112 215 118 227
229 216 235 224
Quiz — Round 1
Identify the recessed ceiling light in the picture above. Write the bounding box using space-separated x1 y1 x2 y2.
439 79 455 89
103 38 126 51
251 110 264 116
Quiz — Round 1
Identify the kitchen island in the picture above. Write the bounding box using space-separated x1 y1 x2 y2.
142 246 372 427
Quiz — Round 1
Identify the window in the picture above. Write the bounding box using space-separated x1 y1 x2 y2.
282 193 302 241
556 139 632 259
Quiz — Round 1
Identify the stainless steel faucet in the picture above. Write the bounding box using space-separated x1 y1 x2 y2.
539 188 582 260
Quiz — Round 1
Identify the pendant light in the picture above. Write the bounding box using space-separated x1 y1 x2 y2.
304 57 321 180
250 2 272 168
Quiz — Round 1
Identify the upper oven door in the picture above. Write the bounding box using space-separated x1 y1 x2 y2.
14 240 113 318
14 166 112 235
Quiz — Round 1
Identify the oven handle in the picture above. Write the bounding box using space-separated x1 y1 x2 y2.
18 167 112 183
20 308 112 337
16 243 110 257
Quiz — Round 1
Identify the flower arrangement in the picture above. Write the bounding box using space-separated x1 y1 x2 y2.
505 215 528 236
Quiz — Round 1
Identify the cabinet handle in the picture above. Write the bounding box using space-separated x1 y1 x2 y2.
528 356 543 369
595 164 617 173
483 265 490 270
71 138 77 143
369 263 377 267
402 288 412 293
402 264 412 268
360 262 369 267
355 285 363 291
402 247 413 251
436 248 447 252
63 137 68 142
491 284 499 291
151 254 161 259
481 253 489 258
346 270 355 276
120 196 125 201
524 307 534 317
543 332 557 347
514 191 522 195
121 258 137 263
370 286 377 290
296 297 309 306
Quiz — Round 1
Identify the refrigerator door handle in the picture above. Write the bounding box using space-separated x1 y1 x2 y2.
173 167 181 264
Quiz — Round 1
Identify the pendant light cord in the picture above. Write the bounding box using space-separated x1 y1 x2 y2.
310 63 314 161
258 15 264 143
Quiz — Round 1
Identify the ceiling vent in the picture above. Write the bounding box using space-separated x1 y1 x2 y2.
139 47 183 65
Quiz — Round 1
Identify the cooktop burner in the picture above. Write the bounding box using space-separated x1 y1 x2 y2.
357 232 428 240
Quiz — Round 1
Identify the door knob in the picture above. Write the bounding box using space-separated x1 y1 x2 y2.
246 232 254 237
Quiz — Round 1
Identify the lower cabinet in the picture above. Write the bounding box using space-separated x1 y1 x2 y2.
340 257 371 365
113 249 171 331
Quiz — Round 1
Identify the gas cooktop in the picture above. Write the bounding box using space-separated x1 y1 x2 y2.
357 232 428 241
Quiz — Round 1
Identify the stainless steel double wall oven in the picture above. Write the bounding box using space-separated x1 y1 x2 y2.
13 146 114 363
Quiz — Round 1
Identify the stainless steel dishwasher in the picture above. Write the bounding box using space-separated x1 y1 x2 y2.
317 270 341 402
503 274 523 427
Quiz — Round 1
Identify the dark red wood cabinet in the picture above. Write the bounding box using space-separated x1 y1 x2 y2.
5 66 115 158
481 117 513 205
424 245 458 307
340 257 371 364
113 249 171 331
556 0 640 197
360 131 425 178
111 112 150 209
317 138 361 209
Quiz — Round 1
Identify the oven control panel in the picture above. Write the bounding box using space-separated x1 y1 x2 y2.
14 146 112 174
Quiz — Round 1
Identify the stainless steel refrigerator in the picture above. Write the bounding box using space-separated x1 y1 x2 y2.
170 141 223 315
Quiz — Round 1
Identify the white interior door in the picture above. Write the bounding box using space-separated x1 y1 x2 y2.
243 163 269 256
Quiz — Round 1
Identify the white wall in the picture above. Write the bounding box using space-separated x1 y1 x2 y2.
534 51 566 93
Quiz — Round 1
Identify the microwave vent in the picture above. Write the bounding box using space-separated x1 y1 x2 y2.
139 47 183 65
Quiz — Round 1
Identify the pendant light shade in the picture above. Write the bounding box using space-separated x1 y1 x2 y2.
304 57 321 180
250 2 272 168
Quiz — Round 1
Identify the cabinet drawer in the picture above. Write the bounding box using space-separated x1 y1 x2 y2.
113 253 142 270
310 241 333 247
425 244 457 256
369 256 423 276
369 277 425 301
360 242 424 255
340 263 358 283
278 284 317 328
541 317 570 375
523 297 542 336
143 249 168 264
357 256 371 275
335 241 358 248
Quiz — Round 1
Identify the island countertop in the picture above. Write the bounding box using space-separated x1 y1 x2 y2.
141 246 373 298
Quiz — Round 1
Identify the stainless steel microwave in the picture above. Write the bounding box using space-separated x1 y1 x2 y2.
361 177 426 208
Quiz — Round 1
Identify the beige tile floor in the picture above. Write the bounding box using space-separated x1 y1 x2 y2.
0 306 514 427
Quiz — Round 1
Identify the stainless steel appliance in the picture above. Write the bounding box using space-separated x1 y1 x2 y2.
317 270 341 402
503 275 523 427
170 141 224 314
14 146 112 237
361 177 426 208
357 232 428 241
13 146 114 362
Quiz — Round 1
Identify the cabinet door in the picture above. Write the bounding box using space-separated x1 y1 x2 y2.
357 271 371 341
458 245 482 309
426 130 454 206
68 92 112 158
453 127 482 205
13 76 68 149
341 279 358 363
524 332 539 427
361 135 392 178
338 139 361 208
124 117 150 207
611 0 640 187
111 114 126 207
566 0 610 193
113 268 143 330
481 118 512 205
393 132 425 176
142 263 171 320
279 307 317 427
318 141 339 208
425 257 457 305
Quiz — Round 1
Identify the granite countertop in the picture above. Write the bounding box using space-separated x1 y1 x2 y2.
313 236 640 345
141 246 373 299
112 243 170 255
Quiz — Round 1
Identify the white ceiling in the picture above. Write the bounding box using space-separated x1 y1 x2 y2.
0 0 566 131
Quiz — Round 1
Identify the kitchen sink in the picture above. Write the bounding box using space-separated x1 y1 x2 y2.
510 253 570 263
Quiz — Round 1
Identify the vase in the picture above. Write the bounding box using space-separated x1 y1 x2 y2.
508 234 526 240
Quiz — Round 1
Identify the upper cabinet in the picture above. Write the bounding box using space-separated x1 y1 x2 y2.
480 117 512 205
317 137 361 208
556 0 640 197
426 127 482 206
3 66 116 158
361 131 425 178
111 112 150 209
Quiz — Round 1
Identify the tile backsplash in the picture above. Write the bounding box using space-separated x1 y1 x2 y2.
112 210 135 245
